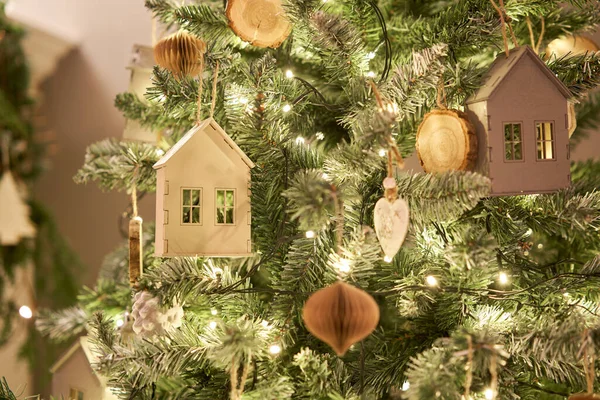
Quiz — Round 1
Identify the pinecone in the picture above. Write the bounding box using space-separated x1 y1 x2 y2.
131 291 184 338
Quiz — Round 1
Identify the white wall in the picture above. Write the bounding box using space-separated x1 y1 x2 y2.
8 0 156 285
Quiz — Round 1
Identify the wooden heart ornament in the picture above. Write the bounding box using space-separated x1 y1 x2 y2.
374 196 410 259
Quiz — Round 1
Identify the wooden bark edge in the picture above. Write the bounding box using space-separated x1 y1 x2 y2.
416 108 478 173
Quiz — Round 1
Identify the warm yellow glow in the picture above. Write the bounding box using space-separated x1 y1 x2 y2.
269 344 282 354
19 305 33 319
536 122 554 160
425 276 438 287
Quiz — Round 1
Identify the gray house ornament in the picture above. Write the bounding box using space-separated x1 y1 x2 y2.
465 45 572 196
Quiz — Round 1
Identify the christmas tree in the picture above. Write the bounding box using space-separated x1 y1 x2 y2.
38 0 600 399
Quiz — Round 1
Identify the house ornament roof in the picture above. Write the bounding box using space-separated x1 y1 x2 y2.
466 45 572 105
153 118 255 169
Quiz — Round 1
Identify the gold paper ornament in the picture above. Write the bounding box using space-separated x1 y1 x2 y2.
302 281 380 356
154 30 206 78
568 394 600 400
226 0 291 48
545 35 599 59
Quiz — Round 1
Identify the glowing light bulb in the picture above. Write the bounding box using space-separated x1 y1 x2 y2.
322 173 329 180
211 309 218 316
209 321 217 329
425 275 438 287
282 104 292 113
261 320 269 328
158 94 166 102
366 71 376 78
402 381 410 391
239 96 249 105
295 136 306 145
384 256 393 263
19 305 32 319
367 52 376 60
498 272 509 285
116 319 124 328
269 344 282 354
155 149 165 156
337 258 351 273
285 69 294 79
316 132 325 140
484 388 495 400
305 230 316 239
378 149 386 157
537 243 543 249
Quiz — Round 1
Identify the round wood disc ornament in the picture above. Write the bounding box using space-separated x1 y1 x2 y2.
416 109 477 173
569 394 600 400
302 281 380 356
226 0 291 48
154 30 206 79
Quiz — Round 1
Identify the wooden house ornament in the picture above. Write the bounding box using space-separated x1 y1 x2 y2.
465 45 572 195
0 170 35 245
50 336 118 400
123 44 159 142
154 118 254 257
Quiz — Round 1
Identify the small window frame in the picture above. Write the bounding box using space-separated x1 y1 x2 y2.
535 120 556 162
215 188 236 226
503 122 524 163
69 388 84 400
181 187 203 226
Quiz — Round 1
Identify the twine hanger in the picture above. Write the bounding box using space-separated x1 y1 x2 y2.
464 335 474 399
436 76 447 110
368 81 405 202
582 329 596 394
490 0 519 57
525 16 546 55
196 56 220 123
1 133 10 171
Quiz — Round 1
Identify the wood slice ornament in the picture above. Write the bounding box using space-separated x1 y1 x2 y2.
374 177 409 260
226 0 291 48
154 30 206 79
416 109 477 173
302 281 379 356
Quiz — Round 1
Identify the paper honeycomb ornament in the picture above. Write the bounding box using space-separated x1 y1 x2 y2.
302 281 380 356
569 394 600 400
0 170 36 245
226 0 291 48
465 46 572 195
154 30 206 79
546 35 599 59
416 108 477 173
